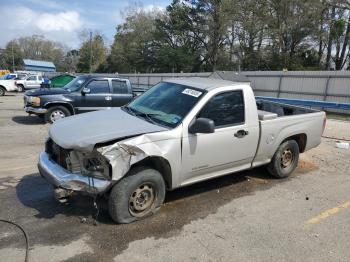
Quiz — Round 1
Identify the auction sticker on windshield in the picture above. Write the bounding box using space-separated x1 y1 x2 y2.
182 88 202 97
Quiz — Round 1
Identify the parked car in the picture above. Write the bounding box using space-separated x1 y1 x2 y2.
50 74 75 88
0 73 16 80
24 75 143 123
38 77 326 224
16 74 44 92
40 74 76 89
0 73 28 96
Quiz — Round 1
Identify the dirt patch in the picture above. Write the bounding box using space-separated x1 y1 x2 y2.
296 159 319 173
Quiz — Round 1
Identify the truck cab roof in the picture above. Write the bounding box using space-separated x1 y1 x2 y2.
164 77 249 91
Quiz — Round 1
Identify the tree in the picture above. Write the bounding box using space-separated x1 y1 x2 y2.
107 7 161 73
0 40 23 70
152 0 205 72
265 0 322 70
77 32 107 73
104 0 350 72
16 35 67 71
188 0 231 71
225 0 269 70
0 35 68 71
64 50 80 73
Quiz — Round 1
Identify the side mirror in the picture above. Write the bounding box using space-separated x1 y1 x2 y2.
189 118 215 134
81 87 90 95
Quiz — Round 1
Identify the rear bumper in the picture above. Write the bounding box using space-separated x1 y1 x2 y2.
25 106 47 114
38 152 111 195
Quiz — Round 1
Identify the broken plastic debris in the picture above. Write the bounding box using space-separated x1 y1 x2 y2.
335 142 349 150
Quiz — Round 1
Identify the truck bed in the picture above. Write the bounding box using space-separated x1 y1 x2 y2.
256 100 316 120
253 99 325 168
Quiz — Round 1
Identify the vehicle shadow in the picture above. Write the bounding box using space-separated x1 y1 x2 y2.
16 174 95 220
12 115 45 125
16 168 277 225
164 167 274 203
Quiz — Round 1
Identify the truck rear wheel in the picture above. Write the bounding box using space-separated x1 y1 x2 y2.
108 167 166 224
44 106 71 123
267 140 299 178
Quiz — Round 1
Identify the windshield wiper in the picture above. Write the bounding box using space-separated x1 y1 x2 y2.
123 106 162 125
122 106 135 115
135 112 162 125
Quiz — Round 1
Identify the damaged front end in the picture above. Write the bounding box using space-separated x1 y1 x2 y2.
38 138 112 196
39 132 168 200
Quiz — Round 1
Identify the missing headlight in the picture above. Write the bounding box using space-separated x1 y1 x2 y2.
66 150 111 180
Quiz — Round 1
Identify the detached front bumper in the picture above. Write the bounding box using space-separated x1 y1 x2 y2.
38 152 111 194
25 106 47 114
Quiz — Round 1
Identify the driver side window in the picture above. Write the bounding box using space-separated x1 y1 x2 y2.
198 90 245 128
86 80 110 94
27 76 36 81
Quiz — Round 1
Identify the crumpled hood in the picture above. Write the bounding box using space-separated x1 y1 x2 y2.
49 108 167 152
25 88 69 96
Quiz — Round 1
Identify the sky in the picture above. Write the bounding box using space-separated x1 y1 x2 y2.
0 0 170 49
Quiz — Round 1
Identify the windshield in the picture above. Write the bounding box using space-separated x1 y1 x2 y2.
126 82 205 128
2 74 15 80
63 76 88 91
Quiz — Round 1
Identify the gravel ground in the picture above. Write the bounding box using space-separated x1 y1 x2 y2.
0 93 350 262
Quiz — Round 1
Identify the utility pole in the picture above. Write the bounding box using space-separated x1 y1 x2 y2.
89 31 93 73
11 42 15 72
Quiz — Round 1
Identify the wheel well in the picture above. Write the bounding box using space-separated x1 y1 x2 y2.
283 133 307 153
17 84 24 87
45 103 74 115
0 85 6 90
131 156 172 189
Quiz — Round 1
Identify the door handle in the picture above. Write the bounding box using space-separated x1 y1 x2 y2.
105 96 112 101
234 130 249 138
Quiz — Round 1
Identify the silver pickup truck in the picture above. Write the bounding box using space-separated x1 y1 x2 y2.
38 78 326 223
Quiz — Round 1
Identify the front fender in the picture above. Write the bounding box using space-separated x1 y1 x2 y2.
43 100 75 114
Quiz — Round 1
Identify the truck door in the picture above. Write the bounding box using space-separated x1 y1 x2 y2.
25 75 37 89
35 76 43 88
76 79 112 113
181 90 259 185
111 79 133 107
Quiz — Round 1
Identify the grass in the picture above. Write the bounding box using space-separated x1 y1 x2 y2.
326 112 350 121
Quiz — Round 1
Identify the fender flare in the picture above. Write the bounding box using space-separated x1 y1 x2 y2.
44 101 75 115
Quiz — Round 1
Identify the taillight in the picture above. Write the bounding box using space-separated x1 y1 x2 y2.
322 113 327 134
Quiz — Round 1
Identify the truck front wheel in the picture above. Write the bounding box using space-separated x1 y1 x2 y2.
44 106 71 123
108 167 166 224
17 85 24 92
0 87 5 96
267 140 299 178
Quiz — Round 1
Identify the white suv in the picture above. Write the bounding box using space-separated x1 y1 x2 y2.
15 75 43 92
0 73 27 96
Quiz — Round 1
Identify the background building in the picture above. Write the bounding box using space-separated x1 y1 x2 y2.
23 59 56 72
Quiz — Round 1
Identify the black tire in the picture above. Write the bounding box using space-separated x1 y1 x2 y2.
44 106 71 124
17 85 24 92
108 167 166 224
267 140 299 178
0 87 5 96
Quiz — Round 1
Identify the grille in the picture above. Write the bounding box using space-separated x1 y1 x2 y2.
46 138 70 169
